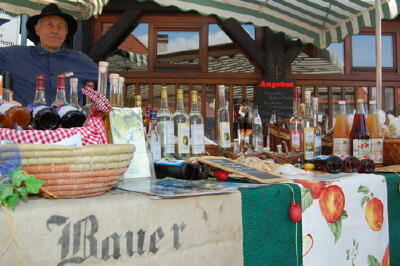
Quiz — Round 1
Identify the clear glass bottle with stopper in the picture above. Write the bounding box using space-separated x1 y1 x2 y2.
289 87 302 153
217 85 231 152
189 90 205 156
251 106 264 152
173 88 190 158
312 97 322 157
109 73 122 107
147 109 161 161
302 90 315 161
98 61 109 97
82 81 94 117
157 86 175 158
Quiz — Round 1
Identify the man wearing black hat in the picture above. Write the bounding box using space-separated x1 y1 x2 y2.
0 3 98 106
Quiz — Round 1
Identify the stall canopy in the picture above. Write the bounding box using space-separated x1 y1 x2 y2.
0 0 106 20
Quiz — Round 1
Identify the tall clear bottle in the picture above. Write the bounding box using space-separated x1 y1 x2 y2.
82 81 94 117
217 85 231 151
312 97 322 156
98 61 109 97
109 73 122 107
157 86 175 157
332 101 350 157
302 91 315 161
251 106 264 152
119 76 125 107
173 88 190 157
350 99 370 159
367 100 383 165
189 90 205 156
147 109 161 161
289 87 302 153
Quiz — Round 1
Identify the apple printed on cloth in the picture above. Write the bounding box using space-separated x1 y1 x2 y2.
293 174 389 266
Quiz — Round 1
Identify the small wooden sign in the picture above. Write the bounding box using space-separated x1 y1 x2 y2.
197 156 286 184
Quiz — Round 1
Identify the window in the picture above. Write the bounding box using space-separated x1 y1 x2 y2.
352 34 394 68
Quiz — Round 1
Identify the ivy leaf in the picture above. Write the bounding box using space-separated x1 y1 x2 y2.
358 185 370 194
17 187 29 201
341 210 348 220
0 185 14 201
10 168 28 187
367 255 380 266
6 193 19 209
301 188 313 212
361 196 370 208
327 220 342 243
24 175 44 194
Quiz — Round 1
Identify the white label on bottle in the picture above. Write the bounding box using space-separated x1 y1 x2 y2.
353 139 370 159
290 129 301 151
254 117 262 124
177 122 190 154
32 105 49 117
219 122 231 148
370 138 383 164
314 135 322 155
303 127 315 160
149 139 161 161
157 121 175 154
0 102 15 113
58 105 78 118
333 138 350 157
191 124 205 154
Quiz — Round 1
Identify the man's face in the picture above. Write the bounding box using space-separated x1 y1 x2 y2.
35 15 68 52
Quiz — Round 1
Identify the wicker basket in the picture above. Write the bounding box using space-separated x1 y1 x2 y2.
268 120 290 152
11 144 135 198
383 139 400 166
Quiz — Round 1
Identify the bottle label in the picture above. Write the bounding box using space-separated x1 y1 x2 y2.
370 138 383 164
149 139 161 161
333 138 350 157
191 124 205 154
157 121 175 154
0 102 15 113
177 122 190 154
314 135 322 155
303 127 315 160
32 104 49 117
290 129 302 152
219 122 231 148
254 117 262 125
353 139 370 159
58 105 78 118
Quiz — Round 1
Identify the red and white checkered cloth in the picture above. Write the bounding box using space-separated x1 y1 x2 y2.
0 86 112 145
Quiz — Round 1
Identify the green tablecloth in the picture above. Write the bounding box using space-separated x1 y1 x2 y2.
240 184 302 266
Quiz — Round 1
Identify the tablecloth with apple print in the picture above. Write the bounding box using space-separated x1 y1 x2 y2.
294 173 389 266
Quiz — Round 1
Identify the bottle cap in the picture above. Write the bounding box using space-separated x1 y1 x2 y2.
109 73 119 79
161 86 168 99
369 100 376 104
99 61 109 67
35 74 46 90
177 89 184 100
218 85 226 95
57 73 66 89
338 100 345 104
356 99 364 104
191 90 198 102
70 77 78 88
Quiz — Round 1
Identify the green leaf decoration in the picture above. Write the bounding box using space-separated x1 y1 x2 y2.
301 188 313 212
17 187 29 201
327 220 342 243
358 185 370 194
361 196 370 208
25 175 44 194
0 186 13 201
367 255 381 266
341 210 348 220
6 193 19 210
10 168 28 187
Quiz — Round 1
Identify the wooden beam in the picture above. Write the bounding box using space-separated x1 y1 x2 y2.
89 9 142 62
220 18 268 74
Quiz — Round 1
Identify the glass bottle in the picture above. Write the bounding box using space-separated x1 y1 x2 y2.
98 61 109 97
232 97 241 141
157 86 174 157
217 85 231 151
312 97 322 156
53 74 86 128
289 87 302 153
109 73 122 107
302 91 315 161
82 81 94 117
147 109 161 161
30 74 60 130
251 106 264 152
69 77 80 109
367 100 383 165
332 101 351 158
144 104 151 134
0 72 31 129
119 76 125 107
173 88 190 158
242 97 253 147
350 99 370 159
189 90 205 156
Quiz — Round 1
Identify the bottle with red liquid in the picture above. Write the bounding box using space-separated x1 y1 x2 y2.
350 99 370 159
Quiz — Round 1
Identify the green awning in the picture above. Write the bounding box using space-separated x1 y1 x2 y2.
137 0 400 48
0 0 107 20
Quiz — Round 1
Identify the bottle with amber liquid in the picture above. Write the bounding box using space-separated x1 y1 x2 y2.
109 73 122 107
0 72 31 129
217 85 231 152
332 101 350 158
350 99 370 159
366 100 383 165
53 74 86 128
29 74 60 130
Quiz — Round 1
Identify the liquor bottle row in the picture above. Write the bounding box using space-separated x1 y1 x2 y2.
0 73 86 130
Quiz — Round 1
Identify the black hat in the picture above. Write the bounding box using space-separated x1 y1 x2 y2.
26 3 77 46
